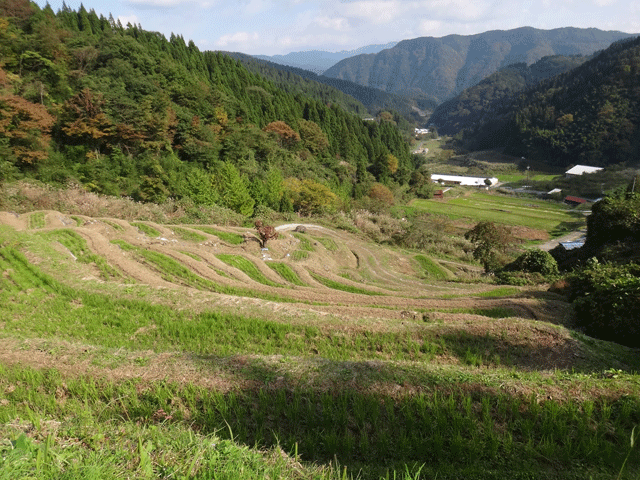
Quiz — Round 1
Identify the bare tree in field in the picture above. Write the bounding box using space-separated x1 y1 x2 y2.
255 220 277 248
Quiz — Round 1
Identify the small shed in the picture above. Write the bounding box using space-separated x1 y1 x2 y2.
433 189 444 199
564 195 587 206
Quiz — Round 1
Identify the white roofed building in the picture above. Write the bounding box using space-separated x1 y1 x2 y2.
565 165 603 176
431 174 498 187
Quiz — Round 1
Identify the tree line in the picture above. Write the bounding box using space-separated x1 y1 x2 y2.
0 1 414 216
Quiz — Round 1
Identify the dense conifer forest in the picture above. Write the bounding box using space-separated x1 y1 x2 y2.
0 1 413 215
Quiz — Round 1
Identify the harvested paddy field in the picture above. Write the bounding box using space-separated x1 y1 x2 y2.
1 210 638 479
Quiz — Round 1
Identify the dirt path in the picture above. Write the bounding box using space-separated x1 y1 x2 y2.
538 230 587 251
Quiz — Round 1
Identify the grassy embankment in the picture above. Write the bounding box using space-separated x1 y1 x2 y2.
0 201 638 479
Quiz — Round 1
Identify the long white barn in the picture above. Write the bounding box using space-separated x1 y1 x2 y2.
431 174 498 187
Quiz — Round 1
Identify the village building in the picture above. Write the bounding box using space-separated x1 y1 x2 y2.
431 174 498 187
565 165 603 176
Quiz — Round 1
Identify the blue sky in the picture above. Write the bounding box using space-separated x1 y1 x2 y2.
37 0 640 55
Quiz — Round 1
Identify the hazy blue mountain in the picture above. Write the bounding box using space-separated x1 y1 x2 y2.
323 27 638 104
254 42 398 74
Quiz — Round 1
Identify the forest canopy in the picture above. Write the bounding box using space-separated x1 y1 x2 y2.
0 1 413 215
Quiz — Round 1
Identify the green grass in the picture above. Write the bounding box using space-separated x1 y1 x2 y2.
110 239 291 302
172 226 207 242
132 222 161 237
0 365 345 480
442 287 521 299
193 226 244 244
216 254 282 287
180 250 201 261
70 215 85 226
293 233 315 251
411 191 583 234
28 212 45 229
414 255 448 280
291 250 309 261
101 219 124 231
39 229 122 280
498 173 558 183
427 307 516 318
267 262 307 286
313 236 338 251
309 272 381 296
1 362 638 480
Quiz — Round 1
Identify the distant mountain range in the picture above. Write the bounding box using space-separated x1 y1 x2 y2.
254 42 398 74
322 27 638 105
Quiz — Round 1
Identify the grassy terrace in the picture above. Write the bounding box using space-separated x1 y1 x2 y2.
1 216 639 480
410 191 584 235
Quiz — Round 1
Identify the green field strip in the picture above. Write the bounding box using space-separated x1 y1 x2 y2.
216 254 282 287
171 227 207 242
191 226 244 244
441 287 521 299
411 193 580 231
109 240 293 302
312 236 338 251
267 262 307 286
291 250 309 261
28 212 45 229
101 219 124 231
292 233 315 251
131 222 161 237
414 255 449 280
308 271 383 296
40 229 122 280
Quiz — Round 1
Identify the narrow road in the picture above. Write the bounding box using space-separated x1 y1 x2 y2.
538 231 587 251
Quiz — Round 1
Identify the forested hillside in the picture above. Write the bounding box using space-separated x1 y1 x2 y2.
429 55 588 134
227 52 431 126
323 27 636 105
460 36 640 168
0 1 412 214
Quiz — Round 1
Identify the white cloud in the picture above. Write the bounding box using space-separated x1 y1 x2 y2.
118 14 140 26
417 19 443 35
340 0 402 24
215 31 261 49
127 0 217 7
592 0 617 5
315 15 350 30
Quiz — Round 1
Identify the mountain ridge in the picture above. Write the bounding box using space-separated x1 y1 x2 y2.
323 27 638 104
254 42 398 74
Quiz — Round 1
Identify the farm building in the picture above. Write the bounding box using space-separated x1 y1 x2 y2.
565 165 603 176
431 174 498 187
564 195 588 206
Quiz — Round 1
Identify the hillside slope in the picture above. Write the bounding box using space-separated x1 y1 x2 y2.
323 27 636 104
429 54 588 134
460 36 640 168
1 208 640 479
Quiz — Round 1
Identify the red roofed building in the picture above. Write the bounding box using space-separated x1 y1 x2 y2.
564 196 587 206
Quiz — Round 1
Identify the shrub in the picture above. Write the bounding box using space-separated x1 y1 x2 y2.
566 262 640 347
464 221 514 272
505 249 559 277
